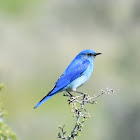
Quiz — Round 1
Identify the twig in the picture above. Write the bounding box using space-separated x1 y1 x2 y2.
58 88 114 140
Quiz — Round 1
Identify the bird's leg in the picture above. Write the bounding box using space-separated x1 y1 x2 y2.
66 90 73 97
73 91 87 95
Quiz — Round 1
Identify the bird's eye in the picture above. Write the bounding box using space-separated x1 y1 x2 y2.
87 53 92 56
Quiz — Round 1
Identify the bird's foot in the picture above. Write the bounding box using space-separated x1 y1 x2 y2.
63 92 73 97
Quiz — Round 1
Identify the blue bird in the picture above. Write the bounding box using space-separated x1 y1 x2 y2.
34 49 101 109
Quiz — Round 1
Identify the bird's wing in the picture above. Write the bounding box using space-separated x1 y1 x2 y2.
34 59 90 108
49 59 90 95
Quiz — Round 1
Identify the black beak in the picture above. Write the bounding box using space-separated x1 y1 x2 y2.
93 53 102 56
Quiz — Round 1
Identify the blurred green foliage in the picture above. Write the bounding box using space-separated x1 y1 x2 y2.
0 84 5 91
0 84 17 140
0 0 41 15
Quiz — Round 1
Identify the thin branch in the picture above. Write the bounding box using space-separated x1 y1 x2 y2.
58 88 114 140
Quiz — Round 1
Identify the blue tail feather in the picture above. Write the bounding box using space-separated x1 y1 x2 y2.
34 95 52 109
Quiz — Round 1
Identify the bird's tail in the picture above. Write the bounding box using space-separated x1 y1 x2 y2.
34 94 53 109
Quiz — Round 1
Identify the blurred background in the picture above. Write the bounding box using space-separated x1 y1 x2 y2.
0 0 140 140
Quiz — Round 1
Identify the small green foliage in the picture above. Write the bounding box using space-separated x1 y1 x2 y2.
0 84 18 140
0 121 17 140
0 83 5 91
58 88 114 140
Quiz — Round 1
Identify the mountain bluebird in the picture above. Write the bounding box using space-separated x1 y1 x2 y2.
34 49 101 109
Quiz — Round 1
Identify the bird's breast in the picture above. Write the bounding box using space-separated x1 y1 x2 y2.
65 62 94 91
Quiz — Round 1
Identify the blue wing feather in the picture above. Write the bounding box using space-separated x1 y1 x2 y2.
34 58 90 108
53 58 90 92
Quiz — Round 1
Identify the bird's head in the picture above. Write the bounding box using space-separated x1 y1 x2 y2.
78 49 102 60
